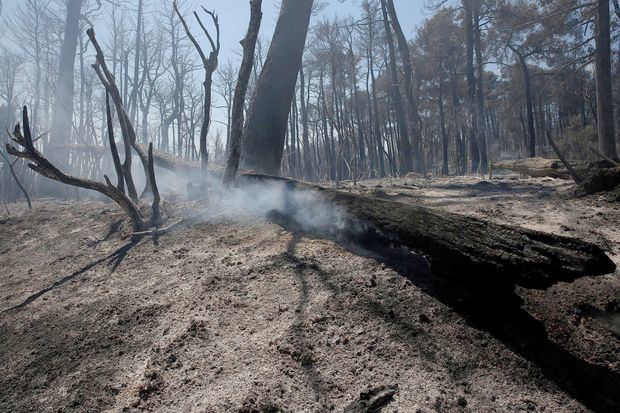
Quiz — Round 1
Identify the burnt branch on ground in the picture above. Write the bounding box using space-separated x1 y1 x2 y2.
0 145 32 211
5 107 163 232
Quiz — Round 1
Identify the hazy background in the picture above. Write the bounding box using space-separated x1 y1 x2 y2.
0 0 427 139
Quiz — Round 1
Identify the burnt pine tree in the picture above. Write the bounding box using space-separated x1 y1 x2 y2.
50 0 82 166
174 1 220 171
241 0 314 176
463 0 481 172
595 0 619 160
222 0 263 184
380 0 414 174
384 0 425 174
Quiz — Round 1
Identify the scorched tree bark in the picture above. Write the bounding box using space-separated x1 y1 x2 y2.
240 0 314 176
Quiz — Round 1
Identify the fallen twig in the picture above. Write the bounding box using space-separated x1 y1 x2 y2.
343 385 398 413
132 207 228 237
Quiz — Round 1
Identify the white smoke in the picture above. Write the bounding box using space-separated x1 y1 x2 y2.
204 178 352 237
58 153 360 238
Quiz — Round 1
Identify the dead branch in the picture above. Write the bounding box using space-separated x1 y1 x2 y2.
589 145 620 167
493 157 592 180
0 145 32 211
343 385 398 413
545 130 582 184
6 107 147 231
87 27 151 198
147 142 162 225
131 207 227 237
61 144 201 173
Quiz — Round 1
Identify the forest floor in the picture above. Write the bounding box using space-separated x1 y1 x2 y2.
0 174 619 413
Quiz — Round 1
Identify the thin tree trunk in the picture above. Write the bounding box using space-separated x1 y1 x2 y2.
595 0 618 160
439 81 449 176
299 64 313 181
384 0 424 174
473 3 488 173
222 0 263 184
464 0 480 173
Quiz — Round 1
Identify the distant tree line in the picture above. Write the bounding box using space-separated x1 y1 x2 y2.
1 0 619 203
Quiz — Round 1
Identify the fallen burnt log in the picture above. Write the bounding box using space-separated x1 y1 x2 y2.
493 158 620 198
238 173 616 289
492 157 593 180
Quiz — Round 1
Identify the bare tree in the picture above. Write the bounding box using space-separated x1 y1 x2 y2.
174 1 220 171
380 0 413 174
383 0 425 174
222 0 263 184
87 27 151 200
215 61 237 151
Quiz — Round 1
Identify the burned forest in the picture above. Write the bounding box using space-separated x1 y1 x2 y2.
1 0 620 412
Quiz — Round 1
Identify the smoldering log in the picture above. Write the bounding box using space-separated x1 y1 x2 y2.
238 173 616 289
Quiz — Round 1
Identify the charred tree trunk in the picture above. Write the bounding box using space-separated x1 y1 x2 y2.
384 0 424 174
238 173 616 289
380 0 414 175
105 92 125 192
438 81 450 176
299 64 313 181
595 0 619 160
50 0 82 166
473 3 488 174
464 0 480 173
240 0 314 176
511 47 537 158
87 28 150 199
128 0 144 124
222 0 263 184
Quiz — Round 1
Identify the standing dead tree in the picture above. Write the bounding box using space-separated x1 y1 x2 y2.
241 0 315 176
6 107 161 231
147 142 162 225
105 92 125 192
86 28 150 199
383 0 425 175
222 0 263 184
174 1 220 172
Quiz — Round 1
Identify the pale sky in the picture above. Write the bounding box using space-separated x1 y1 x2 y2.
1 0 427 67
0 0 428 138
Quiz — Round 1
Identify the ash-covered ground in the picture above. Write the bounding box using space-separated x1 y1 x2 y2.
1 175 619 412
